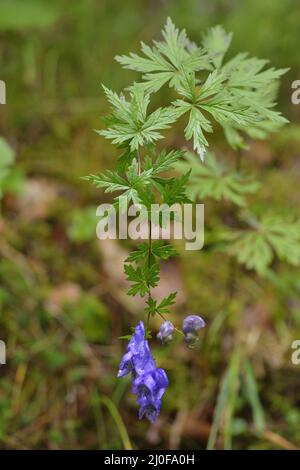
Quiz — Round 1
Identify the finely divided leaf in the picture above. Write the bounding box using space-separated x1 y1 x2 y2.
175 151 260 206
116 17 210 92
98 85 178 151
222 214 300 274
202 25 233 69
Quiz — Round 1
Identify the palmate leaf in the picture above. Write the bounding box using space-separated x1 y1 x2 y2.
173 70 270 159
150 149 184 175
223 53 288 90
154 170 191 206
114 18 288 159
183 104 212 162
83 158 155 208
126 159 153 186
219 54 289 148
83 161 152 192
115 17 210 92
173 70 221 159
83 171 129 193
113 19 290 160
227 231 273 275
124 262 160 297
117 146 137 172
202 25 233 69
124 264 149 297
175 151 260 206
126 241 178 263
98 85 178 152
126 243 150 263
145 292 177 316
222 93 288 148
222 214 300 274
173 71 253 159
176 28 287 157
199 90 259 128
151 241 178 259
174 69 287 158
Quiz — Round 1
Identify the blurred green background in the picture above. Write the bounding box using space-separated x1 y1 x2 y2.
0 0 300 450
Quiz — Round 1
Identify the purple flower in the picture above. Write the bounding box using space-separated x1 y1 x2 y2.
182 315 205 335
157 321 174 344
138 398 162 423
133 368 168 401
118 321 168 423
118 321 155 378
117 349 135 377
135 368 168 423
182 315 205 346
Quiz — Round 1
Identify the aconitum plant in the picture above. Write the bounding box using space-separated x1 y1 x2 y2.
118 321 168 422
84 18 291 422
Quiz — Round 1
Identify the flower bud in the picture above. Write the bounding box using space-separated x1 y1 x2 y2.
182 315 205 335
157 320 174 344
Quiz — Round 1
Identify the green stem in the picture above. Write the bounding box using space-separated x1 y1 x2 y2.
137 148 141 176
146 218 152 330
156 311 184 336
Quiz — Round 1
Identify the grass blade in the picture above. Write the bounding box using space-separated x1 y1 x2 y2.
99 395 133 450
